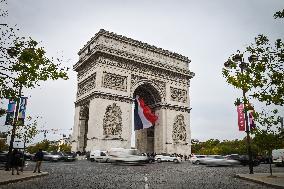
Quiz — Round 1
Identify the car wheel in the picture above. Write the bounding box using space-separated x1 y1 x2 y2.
90 159 94 162
106 158 109 163
157 158 161 163
173 159 178 163
195 160 200 165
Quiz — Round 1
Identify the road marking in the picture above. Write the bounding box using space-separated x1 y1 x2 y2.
144 176 149 189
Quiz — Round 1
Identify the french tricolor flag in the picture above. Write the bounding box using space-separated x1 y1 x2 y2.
134 96 158 130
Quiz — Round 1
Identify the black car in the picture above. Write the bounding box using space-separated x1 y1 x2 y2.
226 154 260 166
62 152 76 162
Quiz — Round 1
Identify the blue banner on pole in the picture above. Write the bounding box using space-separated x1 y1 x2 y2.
5 99 16 125
18 97 28 125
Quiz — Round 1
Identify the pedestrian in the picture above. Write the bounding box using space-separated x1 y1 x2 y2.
33 149 44 173
11 149 21 175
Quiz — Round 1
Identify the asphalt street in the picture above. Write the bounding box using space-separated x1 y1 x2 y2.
1 160 283 189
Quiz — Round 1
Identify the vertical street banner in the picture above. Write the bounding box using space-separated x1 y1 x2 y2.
5 99 16 125
247 103 256 130
18 97 28 125
237 104 245 131
249 112 256 130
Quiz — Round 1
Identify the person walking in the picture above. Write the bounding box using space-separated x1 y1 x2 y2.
11 149 21 175
33 149 44 173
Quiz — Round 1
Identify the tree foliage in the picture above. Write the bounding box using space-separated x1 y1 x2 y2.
14 116 39 145
26 140 72 154
191 137 284 156
222 34 284 106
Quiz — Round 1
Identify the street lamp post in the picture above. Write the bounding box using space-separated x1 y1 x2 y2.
225 54 255 174
239 61 254 174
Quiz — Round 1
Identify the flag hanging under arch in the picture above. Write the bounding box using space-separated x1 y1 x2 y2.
134 96 158 130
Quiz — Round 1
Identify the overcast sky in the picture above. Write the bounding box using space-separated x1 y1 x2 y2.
1 0 284 144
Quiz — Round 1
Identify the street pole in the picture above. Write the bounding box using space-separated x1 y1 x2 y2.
7 85 22 170
240 62 254 174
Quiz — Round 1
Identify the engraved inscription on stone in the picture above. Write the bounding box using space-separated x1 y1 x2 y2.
103 103 122 137
172 114 187 144
170 87 187 103
102 72 127 92
77 74 96 97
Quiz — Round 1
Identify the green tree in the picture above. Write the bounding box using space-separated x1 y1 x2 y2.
222 9 284 174
59 144 72 152
13 116 39 146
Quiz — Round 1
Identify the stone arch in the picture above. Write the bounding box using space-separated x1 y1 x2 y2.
103 103 122 138
133 82 161 153
78 104 89 152
132 81 162 105
172 114 187 144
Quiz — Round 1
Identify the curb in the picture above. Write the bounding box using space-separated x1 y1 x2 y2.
0 172 49 185
235 174 284 189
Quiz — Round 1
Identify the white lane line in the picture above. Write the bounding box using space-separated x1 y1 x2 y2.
144 176 149 189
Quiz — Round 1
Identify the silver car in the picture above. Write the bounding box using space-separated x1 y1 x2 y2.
203 155 240 166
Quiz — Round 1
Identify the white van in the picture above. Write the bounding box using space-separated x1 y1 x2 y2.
90 150 110 163
272 149 284 167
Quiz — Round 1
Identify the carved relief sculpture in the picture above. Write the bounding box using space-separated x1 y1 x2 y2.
103 103 122 137
102 72 127 92
172 114 187 144
77 74 96 97
170 87 187 103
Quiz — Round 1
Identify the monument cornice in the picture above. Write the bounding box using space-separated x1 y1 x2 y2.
74 90 133 107
74 44 195 79
78 29 191 64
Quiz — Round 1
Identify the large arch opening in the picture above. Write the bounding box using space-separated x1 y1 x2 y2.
79 105 89 153
133 83 161 154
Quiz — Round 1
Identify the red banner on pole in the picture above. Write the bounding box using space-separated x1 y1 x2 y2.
237 104 245 131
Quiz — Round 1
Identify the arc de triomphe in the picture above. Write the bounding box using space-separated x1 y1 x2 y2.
71 29 195 155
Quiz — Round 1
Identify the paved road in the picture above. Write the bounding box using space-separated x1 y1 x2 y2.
1 160 283 189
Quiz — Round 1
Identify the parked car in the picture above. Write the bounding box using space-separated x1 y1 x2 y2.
108 148 148 165
203 155 240 166
225 154 260 166
155 154 181 163
272 149 284 167
90 150 111 163
190 155 207 165
62 152 77 162
31 151 61 162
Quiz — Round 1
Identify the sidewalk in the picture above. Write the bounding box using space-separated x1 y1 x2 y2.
236 173 284 189
0 170 48 185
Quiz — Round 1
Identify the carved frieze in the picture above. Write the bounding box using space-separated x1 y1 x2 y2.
172 114 187 144
77 74 96 97
103 103 122 137
77 61 96 81
97 55 190 87
102 72 127 92
170 87 187 103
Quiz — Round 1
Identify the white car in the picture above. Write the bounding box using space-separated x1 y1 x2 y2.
108 148 149 165
90 150 110 163
155 154 181 163
272 149 284 167
190 155 207 164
